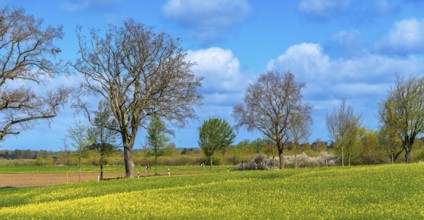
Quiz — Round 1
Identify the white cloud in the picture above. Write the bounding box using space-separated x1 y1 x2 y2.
184 47 250 136
186 47 249 93
269 43 424 87
267 43 331 82
162 0 250 42
298 0 350 19
376 18 424 54
267 42 424 137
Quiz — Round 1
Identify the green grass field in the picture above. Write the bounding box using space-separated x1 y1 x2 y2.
1 164 423 219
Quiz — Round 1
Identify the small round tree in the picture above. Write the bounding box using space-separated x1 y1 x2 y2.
198 118 236 171
147 115 170 175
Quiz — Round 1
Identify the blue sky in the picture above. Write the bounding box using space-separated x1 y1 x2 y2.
2 0 424 150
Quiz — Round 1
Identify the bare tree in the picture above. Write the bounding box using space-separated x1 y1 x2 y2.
67 122 91 183
74 19 202 177
233 71 311 169
0 8 69 141
326 100 361 166
379 75 424 163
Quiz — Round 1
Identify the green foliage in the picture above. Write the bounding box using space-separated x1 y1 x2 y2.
163 143 179 156
88 100 119 152
35 157 43 166
1 164 424 219
357 128 386 164
379 75 424 163
199 118 235 170
147 116 170 174
147 116 170 154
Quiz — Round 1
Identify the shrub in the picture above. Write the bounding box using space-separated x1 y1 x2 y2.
236 152 338 170
282 152 338 168
235 154 274 170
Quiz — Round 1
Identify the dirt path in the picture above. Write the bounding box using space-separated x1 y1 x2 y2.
0 172 124 188
0 170 214 188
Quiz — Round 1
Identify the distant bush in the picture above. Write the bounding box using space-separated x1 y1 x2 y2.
283 152 338 168
236 152 337 170
0 159 37 166
235 154 275 170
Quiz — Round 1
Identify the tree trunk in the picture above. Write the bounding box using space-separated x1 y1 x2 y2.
341 145 344 167
100 162 104 180
124 146 135 178
210 156 213 172
155 154 158 175
405 148 411 163
100 150 105 180
294 144 298 168
278 146 284 169
78 163 81 183
348 154 351 167
391 152 394 164
78 146 82 183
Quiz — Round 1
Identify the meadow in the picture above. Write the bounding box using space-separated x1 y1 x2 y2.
0 164 423 219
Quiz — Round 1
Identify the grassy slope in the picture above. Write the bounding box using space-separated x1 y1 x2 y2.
0 164 423 219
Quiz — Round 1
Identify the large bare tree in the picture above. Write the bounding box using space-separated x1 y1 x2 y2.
0 7 69 141
233 71 311 169
326 100 361 166
379 75 424 163
74 19 202 177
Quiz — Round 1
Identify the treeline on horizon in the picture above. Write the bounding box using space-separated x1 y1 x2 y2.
2 135 424 167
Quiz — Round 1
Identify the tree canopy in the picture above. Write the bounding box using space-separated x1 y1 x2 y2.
379 75 424 163
147 115 170 175
233 71 311 169
199 118 235 171
73 19 203 177
0 7 69 141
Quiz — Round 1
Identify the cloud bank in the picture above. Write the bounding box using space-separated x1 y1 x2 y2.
376 18 424 55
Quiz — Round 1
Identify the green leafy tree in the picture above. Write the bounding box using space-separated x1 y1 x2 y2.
379 75 424 163
357 128 385 164
87 100 119 180
379 96 404 163
252 138 266 154
199 118 235 171
147 116 170 175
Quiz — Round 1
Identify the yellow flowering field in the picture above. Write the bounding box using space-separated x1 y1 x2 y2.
0 164 423 219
